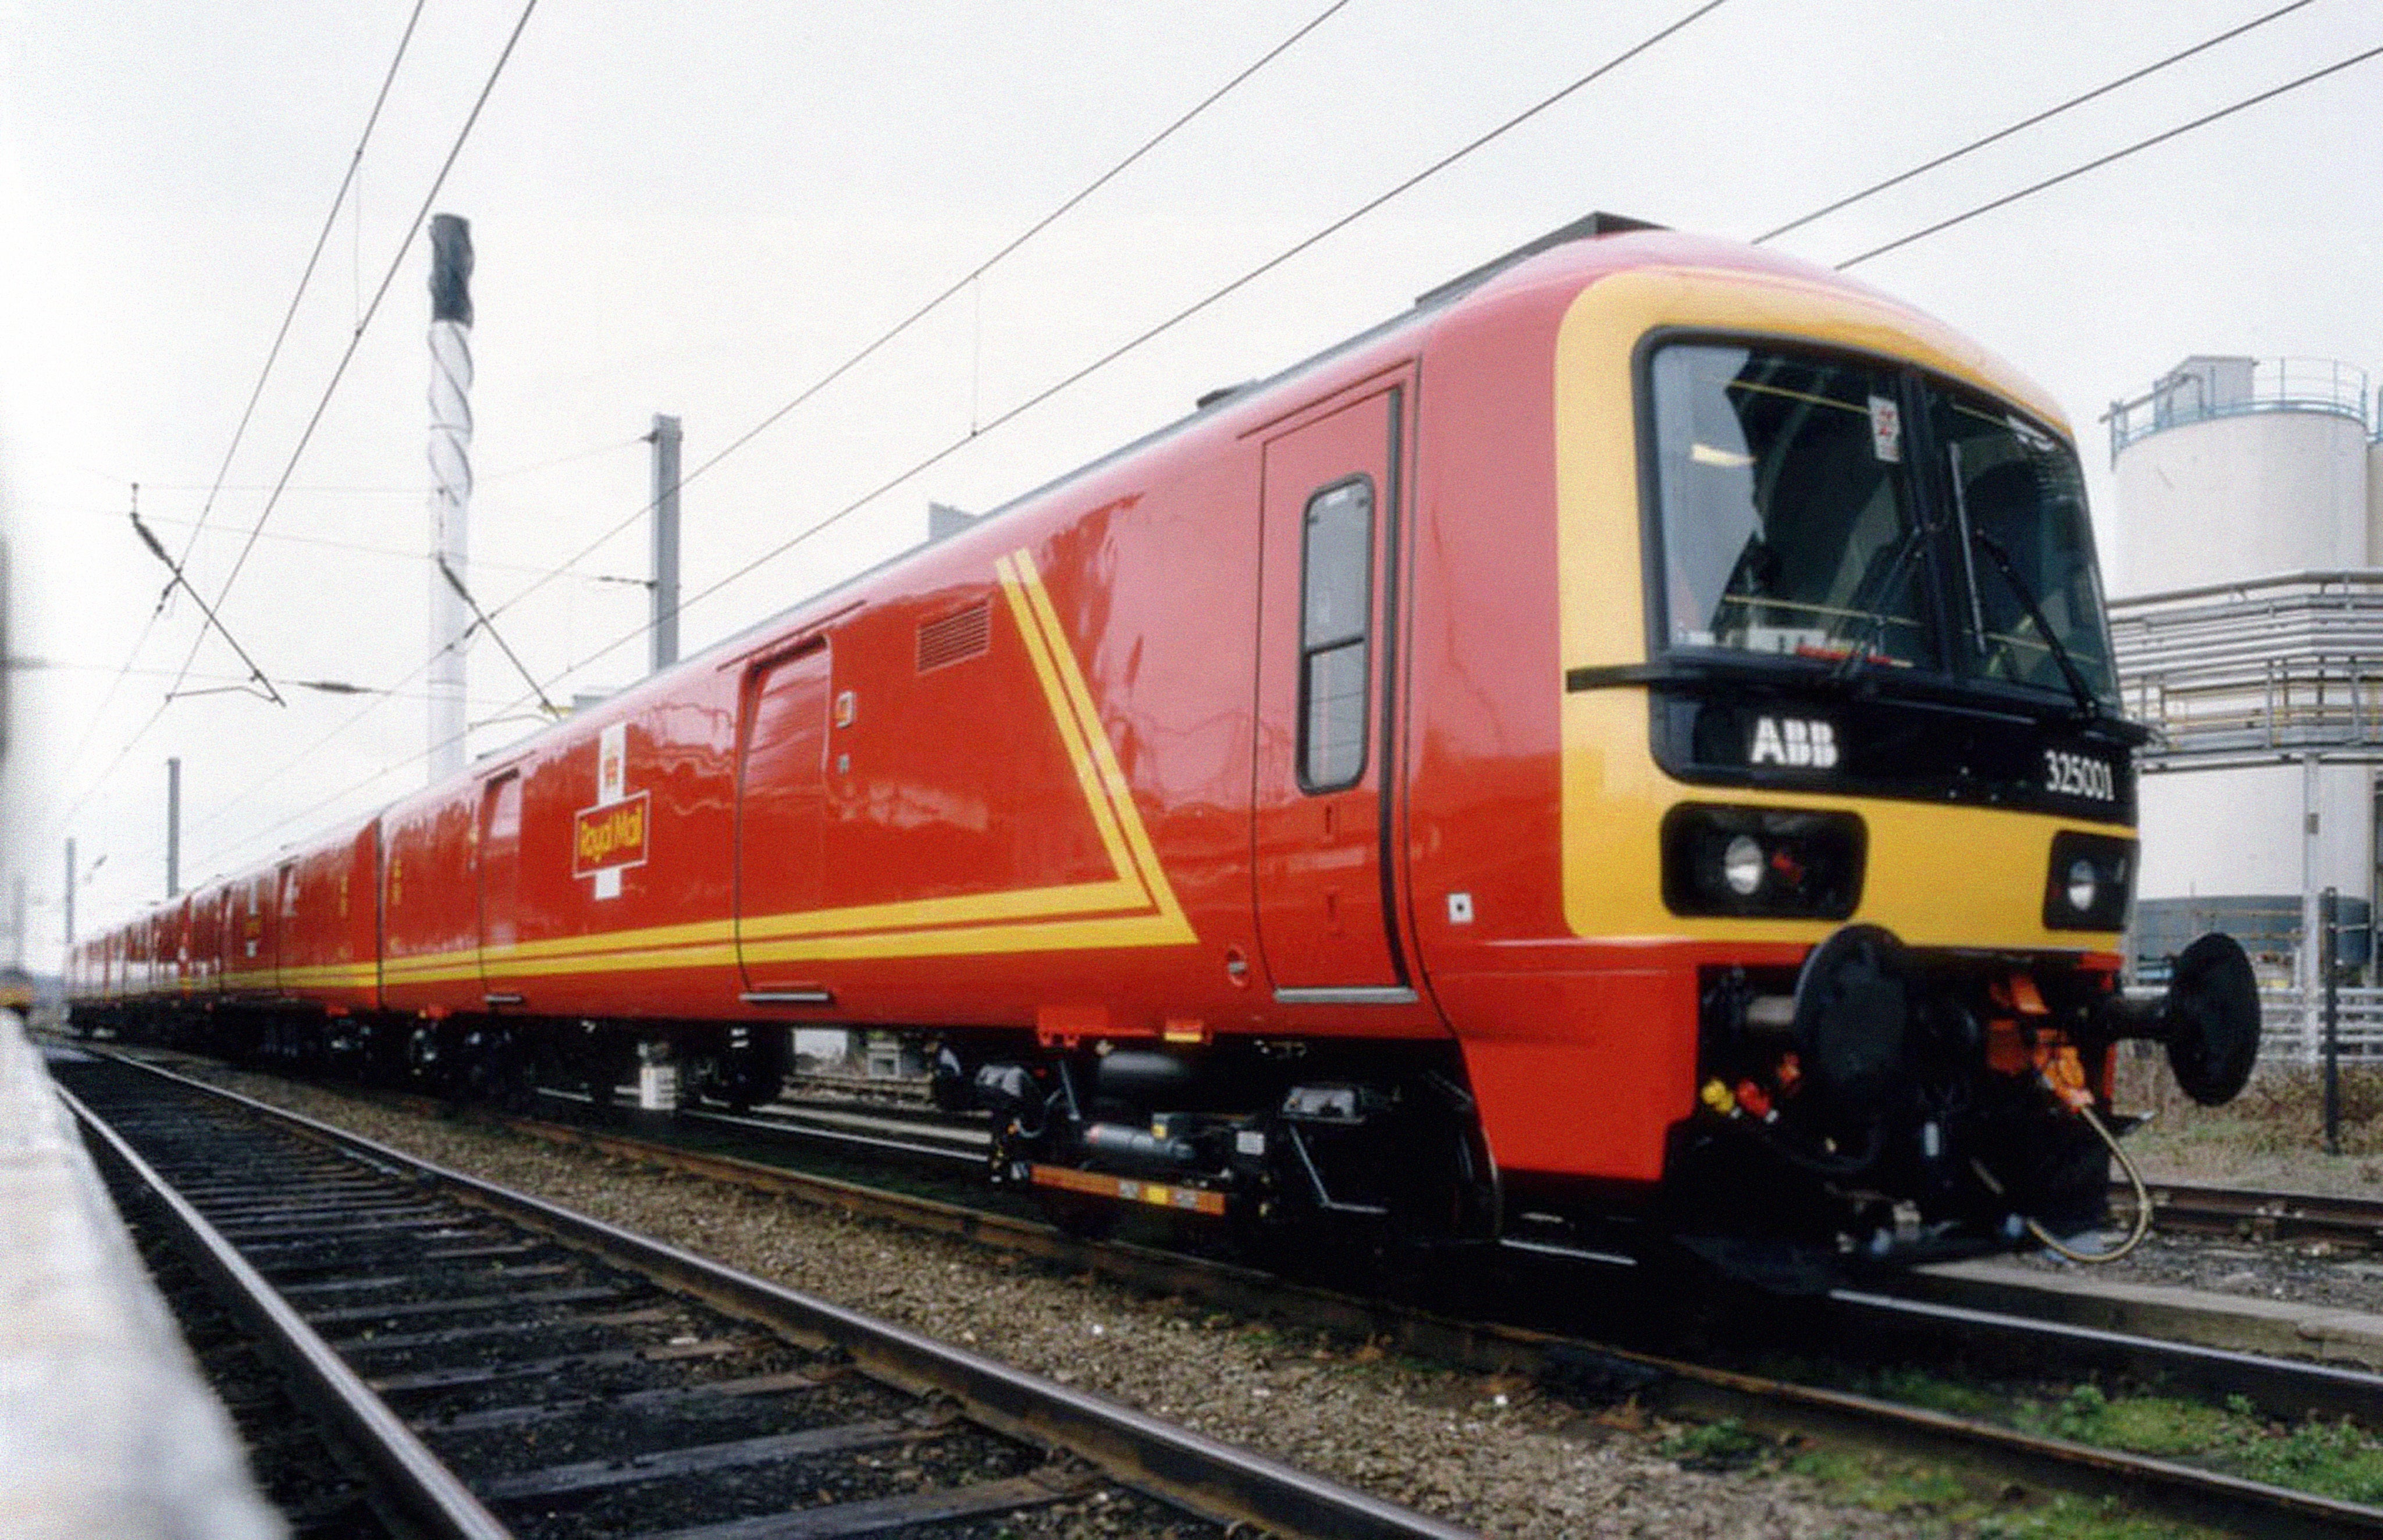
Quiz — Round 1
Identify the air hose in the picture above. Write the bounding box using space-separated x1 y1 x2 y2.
1971 1099 2154 1265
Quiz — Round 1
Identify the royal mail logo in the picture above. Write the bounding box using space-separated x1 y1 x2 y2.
573 789 650 878
578 721 645 899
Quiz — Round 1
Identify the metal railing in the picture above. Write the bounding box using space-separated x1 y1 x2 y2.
2108 571 2383 768
2254 986 2383 1064
2107 356 2371 463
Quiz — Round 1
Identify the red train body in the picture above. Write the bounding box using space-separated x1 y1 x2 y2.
69 222 2257 1274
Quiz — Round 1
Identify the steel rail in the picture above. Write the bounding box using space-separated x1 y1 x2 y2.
83 1052 1473 1540
58 1083 512 1540
2136 1179 2383 1249
680 1099 988 1164
1830 1287 2383 1424
1634 1349 2383 1539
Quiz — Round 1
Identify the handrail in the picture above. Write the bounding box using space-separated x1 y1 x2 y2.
2112 573 2383 764
2108 568 2383 612
2107 357 2371 463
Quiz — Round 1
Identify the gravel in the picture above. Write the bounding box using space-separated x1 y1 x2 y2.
170 1068 1916 1538
2001 1227 2383 1314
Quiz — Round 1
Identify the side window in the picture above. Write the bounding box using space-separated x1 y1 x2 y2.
1299 476 1374 790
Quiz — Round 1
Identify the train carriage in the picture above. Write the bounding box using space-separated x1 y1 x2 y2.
75 219 2257 1278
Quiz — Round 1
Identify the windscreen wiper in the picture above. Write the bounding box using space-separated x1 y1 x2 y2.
1967 528 2101 721
1828 520 1937 685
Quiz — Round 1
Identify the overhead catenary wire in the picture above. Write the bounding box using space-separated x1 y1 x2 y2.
521 0 1740 676
144 0 1375 867
1754 0 2321 246
1836 38 2383 269
52 433 642 502
20 656 496 707
406 0 1370 690
54 0 429 780
42 503 649 586
49 0 544 844
166 0 543 692
435 555 562 720
127 504 283 704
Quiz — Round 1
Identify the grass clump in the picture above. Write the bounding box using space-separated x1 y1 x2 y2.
1971 1494 2224 1539
2019 1378 2383 1505
1785 1445 2229 1537
1658 1415 1767 1470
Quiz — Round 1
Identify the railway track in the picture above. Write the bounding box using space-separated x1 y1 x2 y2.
97 1047 2383 1535
54 1053 1469 1540
2134 1179 2383 1253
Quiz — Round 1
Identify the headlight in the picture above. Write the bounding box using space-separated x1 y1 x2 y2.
1722 834 1765 896
2044 831 2134 930
1662 805 1865 919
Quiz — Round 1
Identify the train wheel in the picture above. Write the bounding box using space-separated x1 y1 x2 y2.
458 1025 534 1112
403 1022 447 1091
570 1028 636 1109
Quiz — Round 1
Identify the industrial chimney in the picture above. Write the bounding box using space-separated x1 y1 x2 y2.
426 214 474 781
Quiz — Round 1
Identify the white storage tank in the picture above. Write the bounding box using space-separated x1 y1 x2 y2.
2107 357 2378 988
2372 434 2383 557
2112 357 2370 594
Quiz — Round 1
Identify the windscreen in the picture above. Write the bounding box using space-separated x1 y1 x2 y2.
1651 344 1936 670
1649 340 2114 709
1933 392 2118 709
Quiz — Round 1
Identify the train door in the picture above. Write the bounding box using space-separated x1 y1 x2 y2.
1252 380 1412 998
734 638 830 995
241 874 274 981
478 770 522 1001
274 860 299 993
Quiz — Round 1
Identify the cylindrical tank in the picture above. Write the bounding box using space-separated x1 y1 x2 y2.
2370 433 2383 559
2109 357 2377 987
2131 762 2368 915
2112 357 2370 595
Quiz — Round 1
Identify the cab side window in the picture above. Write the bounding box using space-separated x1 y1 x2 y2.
1299 477 1373 789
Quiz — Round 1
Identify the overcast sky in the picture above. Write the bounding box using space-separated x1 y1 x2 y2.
3 0 2378 961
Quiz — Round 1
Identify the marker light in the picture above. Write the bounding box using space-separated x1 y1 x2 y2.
2067 859 2098 914
2043 831 2136 931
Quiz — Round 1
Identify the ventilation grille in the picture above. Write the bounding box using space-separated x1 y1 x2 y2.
916 601 992 673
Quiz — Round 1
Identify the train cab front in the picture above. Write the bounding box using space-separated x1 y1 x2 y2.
1537 284 2262 1287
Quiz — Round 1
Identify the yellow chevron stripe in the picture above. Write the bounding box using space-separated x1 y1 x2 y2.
1016 563 1193 935
997 552 1147 900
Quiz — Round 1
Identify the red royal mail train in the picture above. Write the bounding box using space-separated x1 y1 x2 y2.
69 215 2260 1278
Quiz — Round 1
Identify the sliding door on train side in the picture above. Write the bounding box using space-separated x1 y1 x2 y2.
732 639 830 998
477 769 522 1006
1252 379 1414 1002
